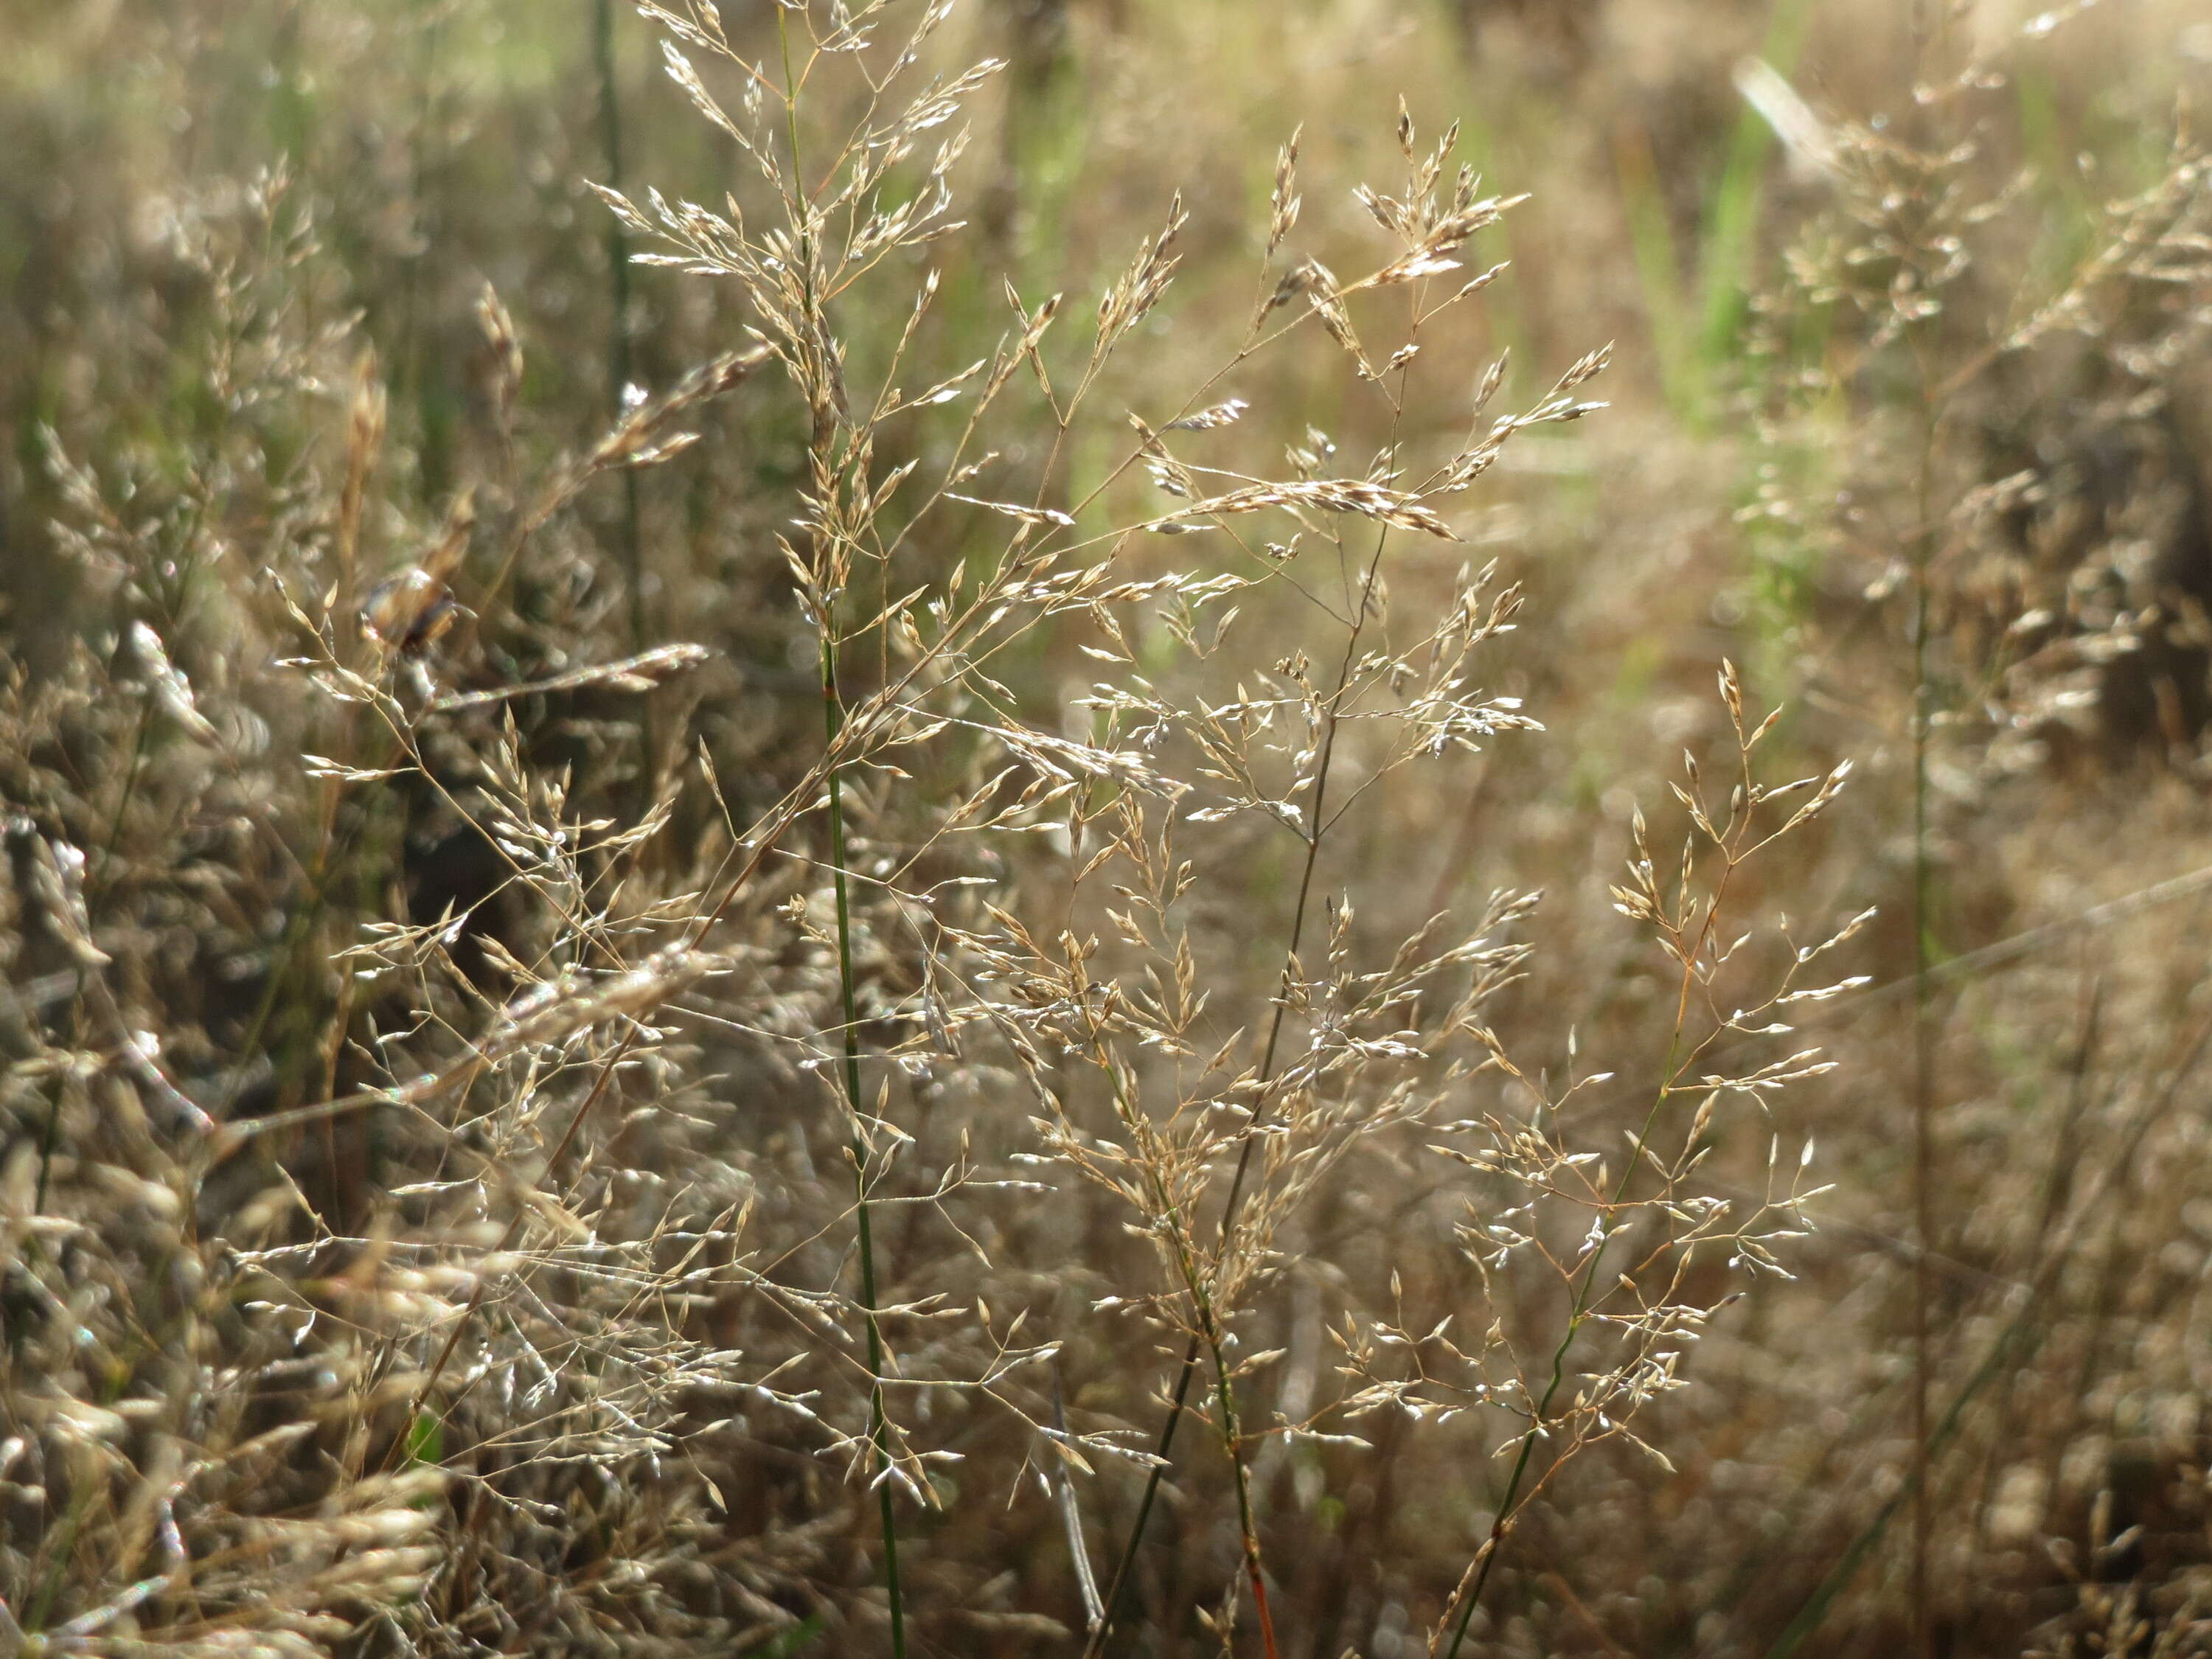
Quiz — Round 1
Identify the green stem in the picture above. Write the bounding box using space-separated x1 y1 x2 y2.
1447 810 1754 1657
1096 1055 1278 1658
1083 508 1398 1659
1764 1015 2212 1659
401 0 447 500
1907 364 1938 1659
782 15 903 1652
1442 1051 1683 1658
824 637 907 1659
593 0 649 658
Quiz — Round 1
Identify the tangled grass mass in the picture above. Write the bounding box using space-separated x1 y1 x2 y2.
4 1 2212 1655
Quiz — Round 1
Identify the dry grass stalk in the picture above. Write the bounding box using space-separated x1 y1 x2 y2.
32 1 2212 1654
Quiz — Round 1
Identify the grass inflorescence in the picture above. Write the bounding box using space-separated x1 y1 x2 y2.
5 3 2212 1657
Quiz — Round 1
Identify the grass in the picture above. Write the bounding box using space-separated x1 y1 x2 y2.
4 2 2212 1657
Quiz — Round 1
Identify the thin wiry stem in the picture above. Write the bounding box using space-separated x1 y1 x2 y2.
1085 366 1415 1658
826 635 908 1659
398 0 446 495
1082 1009 1283 1659
1907 349 1939 1659
592 0 648 660
781 14 905 1654
1439 1066 1680 1658
1761 1012 2212 1659
1443 737 1760 1659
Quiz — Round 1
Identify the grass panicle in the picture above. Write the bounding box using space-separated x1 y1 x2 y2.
6 3 2212 1656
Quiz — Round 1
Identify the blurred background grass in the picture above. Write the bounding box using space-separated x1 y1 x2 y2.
7 1 2212 1655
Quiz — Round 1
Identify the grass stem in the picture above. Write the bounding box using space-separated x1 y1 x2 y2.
1086 445 1407 1657
592 0 649 660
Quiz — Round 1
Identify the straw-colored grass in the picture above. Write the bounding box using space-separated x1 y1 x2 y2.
5 3 2212 1656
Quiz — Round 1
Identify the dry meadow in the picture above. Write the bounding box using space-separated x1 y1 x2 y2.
4 1 2212 1655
